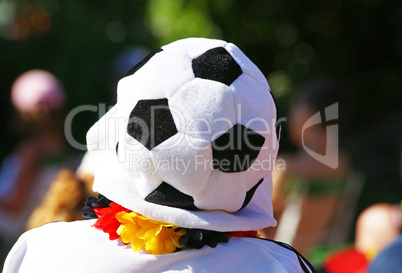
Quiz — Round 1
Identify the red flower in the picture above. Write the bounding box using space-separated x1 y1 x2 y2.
227 230 259 238
93 202 130 240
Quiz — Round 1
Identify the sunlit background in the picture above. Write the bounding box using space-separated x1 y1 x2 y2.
0 0 401 265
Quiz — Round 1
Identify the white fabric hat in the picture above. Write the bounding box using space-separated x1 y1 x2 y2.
87 38 279 232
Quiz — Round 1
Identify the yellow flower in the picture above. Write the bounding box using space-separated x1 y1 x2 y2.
116 211 144 251
116 211 186 255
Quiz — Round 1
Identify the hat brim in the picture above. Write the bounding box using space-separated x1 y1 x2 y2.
87 105 277 232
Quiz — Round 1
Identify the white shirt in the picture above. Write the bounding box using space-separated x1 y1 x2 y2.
3 220 314 273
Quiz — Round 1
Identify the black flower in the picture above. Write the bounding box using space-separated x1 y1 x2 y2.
82 194 113 219
179 229 228 249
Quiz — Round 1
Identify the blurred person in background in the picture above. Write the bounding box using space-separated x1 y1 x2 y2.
0 69 77 263
316 202 401 273
21 47 148 232
261 76 351 253
25 151 96 230
15 47 147 234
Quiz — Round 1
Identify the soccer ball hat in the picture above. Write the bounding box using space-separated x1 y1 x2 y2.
87 38 279 232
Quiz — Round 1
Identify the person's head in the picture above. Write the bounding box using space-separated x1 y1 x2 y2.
11 69 65 134
355 203 402 255
287 76 345 148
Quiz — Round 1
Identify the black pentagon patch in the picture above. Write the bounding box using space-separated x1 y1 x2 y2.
145 182 197 210
125 48 163 77
192 47 242 86
238 178 264 211
271 92 280 141
127 98 178 150
211 124 265 173
276 123 281 141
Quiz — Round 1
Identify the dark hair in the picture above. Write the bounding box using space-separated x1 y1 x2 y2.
293 75 351 142
294 76 346 112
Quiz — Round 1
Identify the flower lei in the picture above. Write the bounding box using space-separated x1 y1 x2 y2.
82 195 259 255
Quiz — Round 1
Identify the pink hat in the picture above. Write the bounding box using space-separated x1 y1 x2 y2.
11 69 65 112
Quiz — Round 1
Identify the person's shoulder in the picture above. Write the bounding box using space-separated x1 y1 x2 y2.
10 220 96 249
3 220 106 273
30 219 95 232
237 237 316 273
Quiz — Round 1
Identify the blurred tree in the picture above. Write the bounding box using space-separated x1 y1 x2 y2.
0 0 156 156
147 0 220 44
